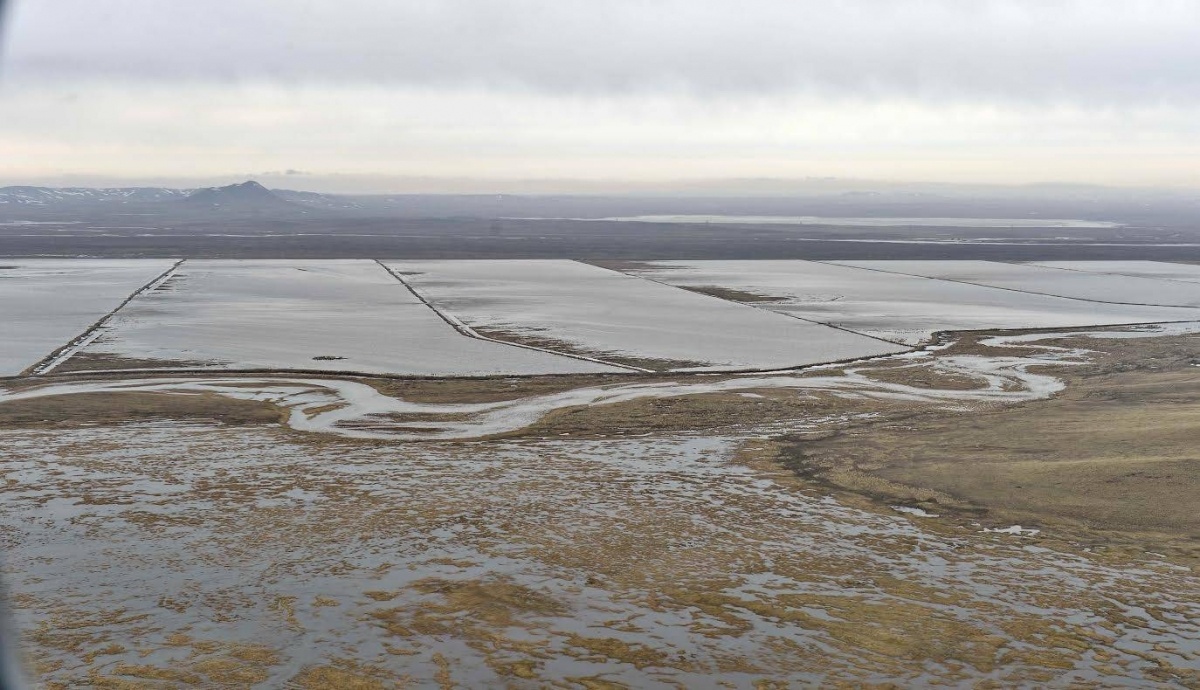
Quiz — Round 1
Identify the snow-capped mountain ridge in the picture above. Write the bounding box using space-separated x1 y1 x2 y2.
0 186 194 205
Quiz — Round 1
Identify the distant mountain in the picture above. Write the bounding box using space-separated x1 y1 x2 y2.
183 181 299 210
0 182 356 213
0 186 191 205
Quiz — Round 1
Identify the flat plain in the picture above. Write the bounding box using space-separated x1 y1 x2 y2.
3 258 1200 688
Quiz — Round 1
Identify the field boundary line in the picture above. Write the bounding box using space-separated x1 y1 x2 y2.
373 260 651 373
1016 260 1200 287
816 260 1200 309
24 259 187 376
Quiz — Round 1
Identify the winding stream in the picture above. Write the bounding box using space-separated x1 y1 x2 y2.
5 325 1183 440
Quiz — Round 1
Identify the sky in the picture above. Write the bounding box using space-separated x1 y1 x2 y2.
1 0 1199 193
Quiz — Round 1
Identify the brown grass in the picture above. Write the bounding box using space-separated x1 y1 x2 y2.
676 285 788 303
0 391 284 429
777 330 1200 557
474 326 707 371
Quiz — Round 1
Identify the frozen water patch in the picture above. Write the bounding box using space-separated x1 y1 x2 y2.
979 321 1200 348
0 358 1060 441
892 506 940 518
982 525 1041 536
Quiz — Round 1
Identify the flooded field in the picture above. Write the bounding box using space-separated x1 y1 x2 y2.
833 260 1200 308
0 259 176 375
7 259 1200 377
385 260 899 371
1029 261 1200 284
620 260 1197 345
56 260 620 377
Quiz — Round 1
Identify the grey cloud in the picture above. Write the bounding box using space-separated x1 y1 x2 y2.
5 0 1200 103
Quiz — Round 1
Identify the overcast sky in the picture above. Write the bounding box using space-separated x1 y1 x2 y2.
2 0 1199 192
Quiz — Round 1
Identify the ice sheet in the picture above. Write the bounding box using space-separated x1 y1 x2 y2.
385 260 903 370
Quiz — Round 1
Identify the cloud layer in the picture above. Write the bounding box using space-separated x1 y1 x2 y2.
9 0 1200 102
2 1 1199 188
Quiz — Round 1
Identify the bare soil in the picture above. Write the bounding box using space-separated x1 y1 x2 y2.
473 326 710 372
675 285 789 303
52 352 220 373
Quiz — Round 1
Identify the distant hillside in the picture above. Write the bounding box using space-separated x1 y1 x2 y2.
273 189 365 210
183 181 300 210
0 182 352 213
